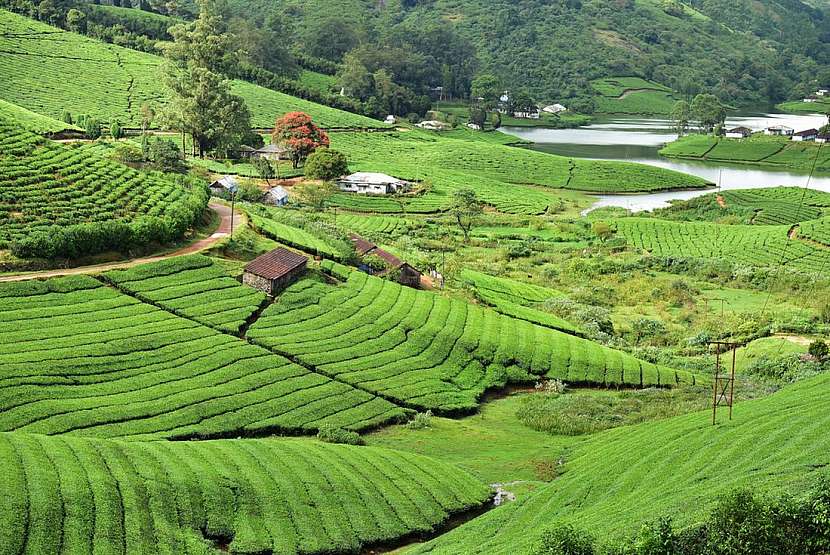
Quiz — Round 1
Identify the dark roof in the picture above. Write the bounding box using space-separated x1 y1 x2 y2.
372 248 404 269
349 234 377 256
794 128 819 136
818 133 830 139
727 126 752 133
244 248 307 280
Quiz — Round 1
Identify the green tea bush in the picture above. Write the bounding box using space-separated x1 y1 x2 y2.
317 425 365 445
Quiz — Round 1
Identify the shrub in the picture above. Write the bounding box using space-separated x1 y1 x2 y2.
316 426 364 446
304 148 349 181
533 523 595 555
110 142 144 164
809 340 829 361
148 139 184 172
406 410 433 430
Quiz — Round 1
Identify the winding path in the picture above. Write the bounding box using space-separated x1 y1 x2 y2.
0 202 244 283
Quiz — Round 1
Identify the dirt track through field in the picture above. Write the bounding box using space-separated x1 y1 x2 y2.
0 202 244 283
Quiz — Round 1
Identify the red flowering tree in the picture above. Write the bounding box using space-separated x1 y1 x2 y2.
272 112 330 168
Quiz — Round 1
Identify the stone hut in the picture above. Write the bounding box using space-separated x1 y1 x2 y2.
243 248 307 296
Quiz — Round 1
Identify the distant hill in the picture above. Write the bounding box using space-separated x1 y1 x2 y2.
0 9 384 129
223 0 830 107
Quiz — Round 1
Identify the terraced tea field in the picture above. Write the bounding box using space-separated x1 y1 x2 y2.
0 99 80 135
413 372 830 553
0 433 489 554
591 77 679 115
799 216 830 247
722 188 829 224
460 270 577 333
0 117 207 256
615 217 830 273
246 262 699 413
0 10 383 129
0 275 408 439
104 255 266 334
248 213 341 258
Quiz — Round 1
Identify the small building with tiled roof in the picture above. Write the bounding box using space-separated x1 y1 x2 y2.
254 143 290 161
243 247 307 295
264 185 289 206
349 234 422 288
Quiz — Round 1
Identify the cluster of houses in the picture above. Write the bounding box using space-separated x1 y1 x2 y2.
494 93 568 120
724 124 830 143
208 175 291 206
802 88 829 104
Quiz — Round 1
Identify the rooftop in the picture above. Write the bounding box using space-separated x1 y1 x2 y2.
267 186 289 200
341 172 405 185
244 247 307 280
794 128 819 136
210 175 238 192
256 144 289 153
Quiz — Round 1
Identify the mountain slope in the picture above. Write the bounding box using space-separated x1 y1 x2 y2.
0 9 383 128
411 372 830 553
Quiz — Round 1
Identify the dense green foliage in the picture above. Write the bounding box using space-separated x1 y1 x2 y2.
104 255 266 334
246 262 699 414
0 9 383 128
0 274 408 438
224 0 830 108
0 117 207 258
0 432 489 554
412 371 830 553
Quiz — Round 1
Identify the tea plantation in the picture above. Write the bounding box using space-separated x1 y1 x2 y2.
614 217 830 274
0 433 489 554
0 275 410 439
412 371 830 553
0 10 383 129
246 262 700 413
0 116 207 257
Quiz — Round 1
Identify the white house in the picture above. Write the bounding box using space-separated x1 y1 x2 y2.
499 93 510 103
542 104 567 114
804 96 819 103
264 185 289 206
416 120 449 131
336 172 408 195
765 125 794 137
253 144 289 161
513 110 540 119
208 175 238 197
792 128 818 142
817 89 829 97
466 122 482 130
384 115 396 124
725 126 752 139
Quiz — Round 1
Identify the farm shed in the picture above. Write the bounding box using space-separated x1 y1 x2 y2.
233 145 256 159
765 125 794 136
254 143 289 161
208 175 238 197
349 234 422 288
337 172 409 195
264 185 289 206
792 129 818 142
725 126 752 139
243 247 308 296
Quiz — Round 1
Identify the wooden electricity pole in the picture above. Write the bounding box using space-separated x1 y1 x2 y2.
710 341 738 424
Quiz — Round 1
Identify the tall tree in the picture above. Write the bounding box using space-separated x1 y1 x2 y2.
160 0 252 158
670 100 691 136
449 188 482 243
471 74 501 110
691 93 726 133
272 112 330 168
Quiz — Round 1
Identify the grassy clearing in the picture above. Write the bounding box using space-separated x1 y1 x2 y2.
591 77 678 115
777 99 830 114
0 432 490 554
0 10 383 129
367 392 578 486
411 371 830 553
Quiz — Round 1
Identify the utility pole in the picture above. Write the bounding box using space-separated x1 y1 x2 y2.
710 341 738 424
230 191 236 236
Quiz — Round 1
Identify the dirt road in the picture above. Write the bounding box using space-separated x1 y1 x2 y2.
0 202 244 283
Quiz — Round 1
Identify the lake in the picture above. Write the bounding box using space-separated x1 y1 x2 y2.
501 110 830 212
